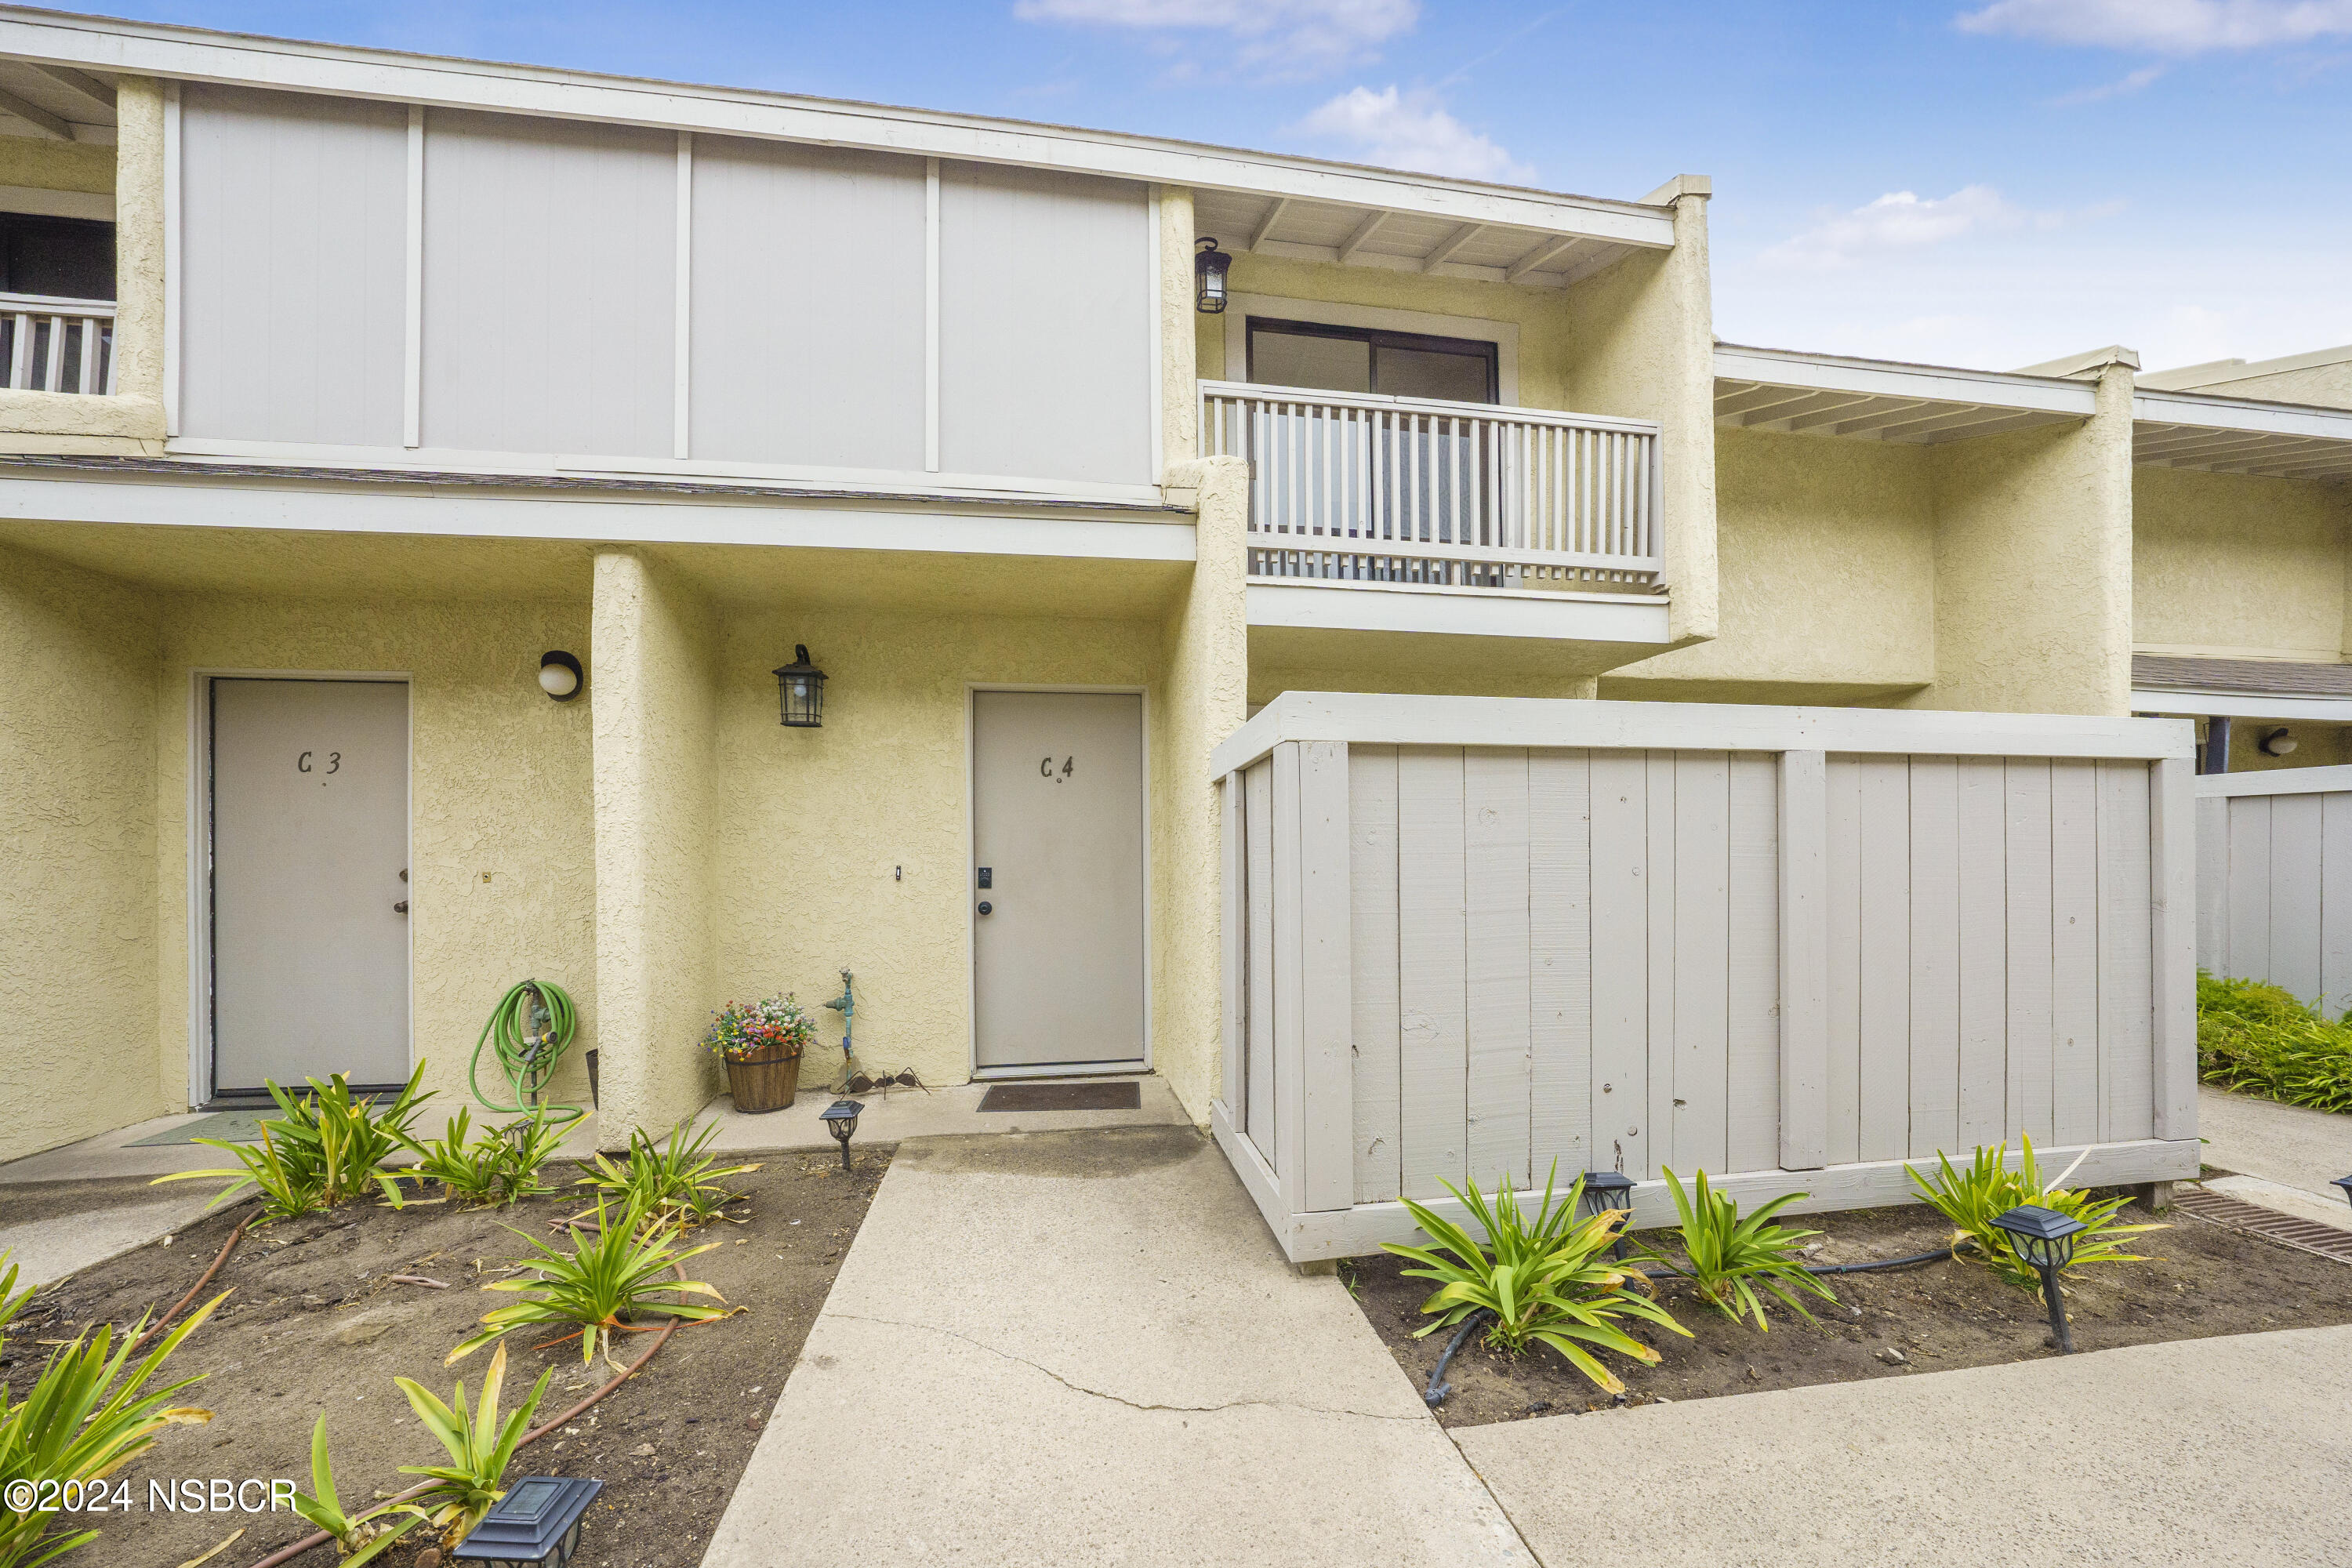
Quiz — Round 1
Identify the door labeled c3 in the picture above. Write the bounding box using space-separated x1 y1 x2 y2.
971 691 1145 1072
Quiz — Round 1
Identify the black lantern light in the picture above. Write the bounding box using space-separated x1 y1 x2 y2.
1990 1203 2087 1354
538 651 583 702
450 1474 602 1568
1194 238 1232 314
819 1098 865 1171
1579 1169 1639 1259
773 644 826 728
2333 1174 2352 1212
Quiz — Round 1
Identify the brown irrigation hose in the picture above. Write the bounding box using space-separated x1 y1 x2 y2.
129 1212 252 1358
243 1282 686 1568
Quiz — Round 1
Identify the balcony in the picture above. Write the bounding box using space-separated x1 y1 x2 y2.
0 293 117 395
1200 380 1668 648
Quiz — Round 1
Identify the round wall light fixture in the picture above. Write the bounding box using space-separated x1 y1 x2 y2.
2259 727 2298 757
539 651 584 702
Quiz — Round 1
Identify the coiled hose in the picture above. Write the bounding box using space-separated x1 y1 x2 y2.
470 978 584 1127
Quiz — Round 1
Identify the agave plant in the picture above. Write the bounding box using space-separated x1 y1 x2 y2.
0 1253 223 1568
153 1064 432 1218
1910 1137 2163 1291
392 1343 552 1548
288 1415 423 1566
1382 1165 1688 1394
447 1199 730 1370
403 1106 568 1207
1643 1168 1841 1330
575 1120 757 1228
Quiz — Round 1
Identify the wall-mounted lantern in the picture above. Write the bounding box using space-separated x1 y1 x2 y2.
2259 727 2298 757
773 644 826 728
1194 238 1232 314
1990 1203 2086 1354
539 651 584 702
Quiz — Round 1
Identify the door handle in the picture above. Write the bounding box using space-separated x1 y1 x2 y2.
394 900 409 913
976 901 993 916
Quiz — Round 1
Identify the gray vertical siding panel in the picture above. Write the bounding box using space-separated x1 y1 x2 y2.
2322 795 2352 1014
1243 759 1276 1161
1528 750 1593 1185
419 110 675 456
2004 760 2056 1146
1855 757 1912 1162
936 161 1152 485
1955 757 2009 1151
2049 760 2102 1147
2266 793 2325 1004
1465 750 1533 1192
689 138 927 470
1349 746 1402 1203
1907 757 1961 1159
2226 796 2274 985
1643 753 1678 1180
1726 753 1781 1173
2098 762 2156 1144
179 85 407 445
1397 747 1468 1198
1669 752 1731 1176
1588 751 1649 1180
1824 756 1864 1166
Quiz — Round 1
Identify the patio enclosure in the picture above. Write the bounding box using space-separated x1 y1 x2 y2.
2196 764 2352 1015
1212 694 2201 1261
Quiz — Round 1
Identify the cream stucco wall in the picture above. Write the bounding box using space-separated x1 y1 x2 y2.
0 130 114 195
156 589 600 1122
2133 466 2349 660
0 540 163 1163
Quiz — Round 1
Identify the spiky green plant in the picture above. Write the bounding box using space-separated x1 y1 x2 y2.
575 1120 757 1228
153 1064 432 1218
2198 971 2352 1112
0 1253 222 1568
392 1343 552 1548
403 1106 568 1207
287 1415 423 1566
1381 1165 1689 1394
1908 1138 2164 1291
1642 1168 1840 1330
446 1199 730 1370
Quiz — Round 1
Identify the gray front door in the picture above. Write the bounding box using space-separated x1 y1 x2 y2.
971 690 1146 1073
209 678 411 1094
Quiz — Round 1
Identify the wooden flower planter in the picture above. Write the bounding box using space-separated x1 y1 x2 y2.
726 1042 802 1113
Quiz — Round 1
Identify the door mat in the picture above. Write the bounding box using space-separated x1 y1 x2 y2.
127 1110 273 1146
977 1081 1142 1112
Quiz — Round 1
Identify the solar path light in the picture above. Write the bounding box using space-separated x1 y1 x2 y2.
1991 1203 2088 1355
820 1098 865 1171
1580 1169 1639 1260
450 1475 602 1568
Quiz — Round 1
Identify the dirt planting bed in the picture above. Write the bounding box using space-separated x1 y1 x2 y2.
1348 1192 2352 1430
14 1146 890 1567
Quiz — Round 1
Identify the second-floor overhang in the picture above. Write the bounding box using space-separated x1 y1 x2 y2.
1714 343 2096 445
2132 388 2352 482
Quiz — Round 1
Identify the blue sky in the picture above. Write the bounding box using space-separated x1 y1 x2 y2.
100 0 2352 372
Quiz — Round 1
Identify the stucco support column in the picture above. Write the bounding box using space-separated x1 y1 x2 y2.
1157 184 1200 471
1912 349 2136 716
590 550 720 1144
1152 455 1249 1124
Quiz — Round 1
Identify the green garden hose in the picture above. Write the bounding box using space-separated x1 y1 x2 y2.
471 978 584 1126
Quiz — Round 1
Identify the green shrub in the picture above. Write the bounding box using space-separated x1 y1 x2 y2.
2198 971 2352 1113
1643 1168 1840 1330
446 1199 731 1371
288 1415 423 1566
393 1343 552 1548
575 1120 757 1228
1908 1138 2161 1292
403 1106 568 1207
154 1065 431 1218
1382 1166 1689 1395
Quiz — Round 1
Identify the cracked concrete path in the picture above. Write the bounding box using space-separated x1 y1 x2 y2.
699 1125 1534 1567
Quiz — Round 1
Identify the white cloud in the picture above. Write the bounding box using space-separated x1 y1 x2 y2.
1956 0 2352 53
1759 186 2057 270
2049 62 2168 102
1012 0 1418 75
1293 85 1531 182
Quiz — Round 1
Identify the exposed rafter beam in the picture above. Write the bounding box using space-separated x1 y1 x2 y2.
1767 393 1901 433
23 64 112 116
1871 404 2061 441
1554 242 1633 288
1910 409 2065 445
1423 222 1484 270
1712 383 1820 420
1246 196 1289 252
1504 234 1575 282
1825 401 1950 437
1336 210 1388 265
0 85 70 140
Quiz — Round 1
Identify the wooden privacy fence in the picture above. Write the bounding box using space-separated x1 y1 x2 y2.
2196 764 2352 1014
1211 693 2201 1261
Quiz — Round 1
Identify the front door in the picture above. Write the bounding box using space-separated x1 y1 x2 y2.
209 677 412 1095
971 690 1146 1073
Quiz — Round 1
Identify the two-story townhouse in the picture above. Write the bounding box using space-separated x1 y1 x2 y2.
2 8 2347 1175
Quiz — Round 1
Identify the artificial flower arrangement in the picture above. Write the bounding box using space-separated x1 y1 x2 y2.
704 994 815 1062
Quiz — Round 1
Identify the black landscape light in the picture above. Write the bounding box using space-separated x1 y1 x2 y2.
774 644 826 728
1194 238 1232 314
2333 1174 2352 1212
1580 1169 1639 1259
1991 1203 2087 1355
820 1098 865 1171
450 1474 602 1568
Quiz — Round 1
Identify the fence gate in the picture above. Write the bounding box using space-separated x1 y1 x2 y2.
2196 764 2352 1014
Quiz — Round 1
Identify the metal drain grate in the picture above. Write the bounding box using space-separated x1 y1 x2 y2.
2171 1187 2352 1263
976 1080 1142 1112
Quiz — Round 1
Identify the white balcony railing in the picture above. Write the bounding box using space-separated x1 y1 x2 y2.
0 293 116 396
1200 380 1663 593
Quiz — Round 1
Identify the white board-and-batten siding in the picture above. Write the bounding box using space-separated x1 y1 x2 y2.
1210 695 2199 1263
2196 764 2352 1015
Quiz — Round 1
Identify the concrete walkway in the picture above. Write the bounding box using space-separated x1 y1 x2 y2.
701 1126 1534 1567
2195 1085 2352 1229
1459 1324 2352 1568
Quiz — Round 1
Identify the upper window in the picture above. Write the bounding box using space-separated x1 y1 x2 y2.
0 214 115 300
1246 317 1497 405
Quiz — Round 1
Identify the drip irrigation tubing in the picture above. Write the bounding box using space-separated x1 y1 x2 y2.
128 1210 252 1358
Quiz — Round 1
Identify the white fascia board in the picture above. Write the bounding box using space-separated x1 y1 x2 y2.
1715 344 2096 417
2132 688 2352 723
0 470 1198 561
1243 582 1669 643
2131 388 2352 441
1211 691 2194 777
2196 764 2352 799
0 8 1674 249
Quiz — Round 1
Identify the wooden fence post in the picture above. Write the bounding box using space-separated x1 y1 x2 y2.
1295 740 1355 1214
1219 771 1246 1120
2149 756 2198 1141
1778 750 1829 1170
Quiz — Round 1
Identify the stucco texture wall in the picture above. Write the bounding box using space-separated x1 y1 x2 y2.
0 131 114 195
0 540 163 1163
2133 466 2348 660
158 590 600 1123
708 604 1161 1100
1605 427 1936 702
